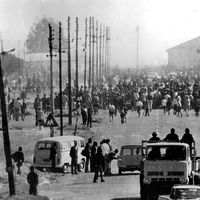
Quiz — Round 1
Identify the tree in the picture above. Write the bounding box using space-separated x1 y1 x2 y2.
26 18 67 53
2 54 24 76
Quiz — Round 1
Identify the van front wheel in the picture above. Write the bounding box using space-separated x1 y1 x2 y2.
62 164 69 174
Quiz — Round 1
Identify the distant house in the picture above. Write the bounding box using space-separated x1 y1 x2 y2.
167 36 200 68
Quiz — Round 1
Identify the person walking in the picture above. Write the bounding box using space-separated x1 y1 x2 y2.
36 107 45 130
27 166 38 196
108 103 115 122
11 146 24 175
163 128 179 142
93 146 105 183
70 141 78 174
136 100 143 117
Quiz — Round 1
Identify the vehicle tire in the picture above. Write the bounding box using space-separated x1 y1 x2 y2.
118 168 122 175
62 164 69 174
78 160 85 172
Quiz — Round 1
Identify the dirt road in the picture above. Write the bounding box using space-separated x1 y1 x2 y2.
38 109 200 200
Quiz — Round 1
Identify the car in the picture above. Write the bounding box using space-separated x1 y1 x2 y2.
117 145 142 174
158 184 200 200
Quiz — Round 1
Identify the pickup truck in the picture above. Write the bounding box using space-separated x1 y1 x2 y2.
158 184 200 199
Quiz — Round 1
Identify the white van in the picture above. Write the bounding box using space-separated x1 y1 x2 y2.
33 135 86 173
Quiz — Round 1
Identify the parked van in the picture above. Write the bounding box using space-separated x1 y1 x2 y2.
33 135 86 173
117 145 142 174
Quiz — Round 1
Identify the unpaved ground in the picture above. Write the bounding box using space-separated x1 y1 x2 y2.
1 108 200 200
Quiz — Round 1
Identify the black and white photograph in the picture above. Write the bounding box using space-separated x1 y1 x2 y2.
1 0 200 199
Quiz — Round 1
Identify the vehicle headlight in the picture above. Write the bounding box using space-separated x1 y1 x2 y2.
143 177 151 184
180 177 189 184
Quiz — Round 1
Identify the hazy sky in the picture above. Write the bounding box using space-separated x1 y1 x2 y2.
1 0 200 67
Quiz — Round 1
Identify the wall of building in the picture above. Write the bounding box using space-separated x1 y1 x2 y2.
168 37 200 67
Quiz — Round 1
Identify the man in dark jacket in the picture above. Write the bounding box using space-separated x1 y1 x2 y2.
93 146 105 183
11 146 24 175
70 141 78 174
163 128 179 142
181 128 194 153
27 166 38 195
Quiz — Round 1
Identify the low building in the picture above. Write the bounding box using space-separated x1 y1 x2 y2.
167 36 200 68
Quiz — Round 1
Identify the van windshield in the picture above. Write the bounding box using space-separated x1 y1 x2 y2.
147 145 186 161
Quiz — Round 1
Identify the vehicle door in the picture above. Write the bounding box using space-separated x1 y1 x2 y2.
121 146 133 167
35 141 54 166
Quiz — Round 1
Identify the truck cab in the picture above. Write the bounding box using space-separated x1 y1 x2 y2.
140 141 199 200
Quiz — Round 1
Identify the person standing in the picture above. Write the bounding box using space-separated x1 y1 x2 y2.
87 106 93 128
27 166 38 196
163 128 179 142
50 143 57 170
149 132 160 142
93 146 105 183
180 128 194 153
161 98 167 114
70 141 78 174
11 146 24 175
21 99 27 121
90 141 98 172
81 105 87 125
85 138 92 173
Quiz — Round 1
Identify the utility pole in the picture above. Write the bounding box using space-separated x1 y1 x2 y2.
137 26 139 70
107 27 111 78
48 23 56 137
75 17 79 100
88 17 91 89
92 17 95 87
59 22 63 136
102 26 105 80
99 24 102 86
0 49 16 196
68 16 72 125
84 18 87 93
96 20 98 88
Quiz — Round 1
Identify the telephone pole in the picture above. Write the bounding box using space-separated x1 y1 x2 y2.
68 16 72 125
137 26 139 70
96 20 99 88
102 26 105 80
58 22 63 136
48 23 56 137
92 17 95 87
75 17 79 100
88 17 92 89
84 18 87 93
0 48 16 196
99 24 102 86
